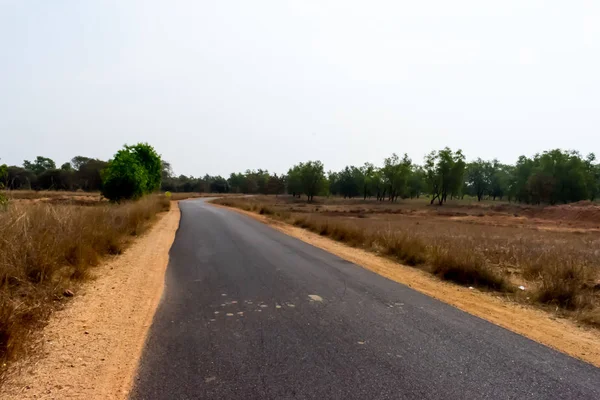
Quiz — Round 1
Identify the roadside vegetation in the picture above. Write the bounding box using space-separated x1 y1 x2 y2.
0 144 172 370
212 195 600 328
2 144 599 364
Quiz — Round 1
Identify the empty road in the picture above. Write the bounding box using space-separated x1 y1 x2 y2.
131 199 600 399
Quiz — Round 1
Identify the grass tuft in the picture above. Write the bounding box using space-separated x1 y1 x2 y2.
428 246 511 291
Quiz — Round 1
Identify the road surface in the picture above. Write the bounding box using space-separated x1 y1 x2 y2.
131 199 600 399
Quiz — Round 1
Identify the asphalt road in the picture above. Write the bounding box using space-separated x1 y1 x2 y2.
131 199 600 400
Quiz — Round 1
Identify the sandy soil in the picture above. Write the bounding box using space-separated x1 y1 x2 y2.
217 204 600 368
2 202 181 399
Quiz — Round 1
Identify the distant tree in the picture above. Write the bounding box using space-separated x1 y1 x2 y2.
489 161 510 200
161 161 173 180
71 156 93 170
466 158 491 201
5 166 36 189
424 148 466 205
338 166 360 198
75 159 107 191
327 171 340 196
61 162 73 171
297 161 326 202
209 176 229 193
408 165 425 199
382 153 412 201
287 165 303 197
23 156 56 175
37 169 75 191
584 154 600 201
360 163 377 200
267 173 286 195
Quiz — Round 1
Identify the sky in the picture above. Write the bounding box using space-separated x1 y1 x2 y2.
1 1 599 177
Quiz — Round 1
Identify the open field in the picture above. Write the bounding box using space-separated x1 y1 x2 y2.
212 196 600 327
4 190 237 204
0 194 171 370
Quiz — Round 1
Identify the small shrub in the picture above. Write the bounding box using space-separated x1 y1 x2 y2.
429 246 510 291
379 231 427 266
534 259 594 310
259 206 274 215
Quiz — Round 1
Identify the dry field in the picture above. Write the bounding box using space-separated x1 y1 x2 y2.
213 196 600 327
0 192 171 371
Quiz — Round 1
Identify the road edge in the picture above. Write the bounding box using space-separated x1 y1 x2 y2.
211 203 600 368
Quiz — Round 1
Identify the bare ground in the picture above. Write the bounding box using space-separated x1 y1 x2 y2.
1 202 181 399
215 204 600 368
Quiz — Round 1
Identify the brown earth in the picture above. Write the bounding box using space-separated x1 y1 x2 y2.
1 202 181 399
214 203 600 368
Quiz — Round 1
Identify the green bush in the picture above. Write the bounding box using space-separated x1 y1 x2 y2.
102 151 148 202
126 143 162 192
101 143 162 202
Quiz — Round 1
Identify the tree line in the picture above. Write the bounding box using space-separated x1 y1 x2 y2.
215 148 600 205
2 147 599 205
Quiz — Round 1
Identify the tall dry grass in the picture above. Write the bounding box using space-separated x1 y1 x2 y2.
0 195 170 365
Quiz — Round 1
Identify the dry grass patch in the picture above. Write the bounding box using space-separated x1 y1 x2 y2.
428 246 510 291
0 195 170 367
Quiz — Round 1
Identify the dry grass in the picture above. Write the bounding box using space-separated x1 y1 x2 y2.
212 195 600 327
0 195 170 366
5 190 92 200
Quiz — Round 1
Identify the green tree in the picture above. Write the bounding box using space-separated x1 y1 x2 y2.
466 158 491 201
126 143 162 193
102 151 148 201
424 148 466 205
297 161 326 202
101 143 162 201
287 165 303 197
489 161 510 200
23 156 56 175
382 153 412 202
408 165 425 199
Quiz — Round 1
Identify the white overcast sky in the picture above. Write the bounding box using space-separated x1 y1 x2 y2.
1 1 599 176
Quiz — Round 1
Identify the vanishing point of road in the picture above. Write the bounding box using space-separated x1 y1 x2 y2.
131 199 600 400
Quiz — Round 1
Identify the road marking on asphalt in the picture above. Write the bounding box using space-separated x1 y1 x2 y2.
308 294 323 302
237 312 244 316
357 341 366 345
287 303 295 307
275 304 282 309
226 313 234 317
231 300 238 304
260 304 268 308
205 376 217 383
221 293 227 297
214 311 219 314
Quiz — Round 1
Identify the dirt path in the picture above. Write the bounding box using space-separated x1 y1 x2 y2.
2 202 181 399
215 204 600 368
